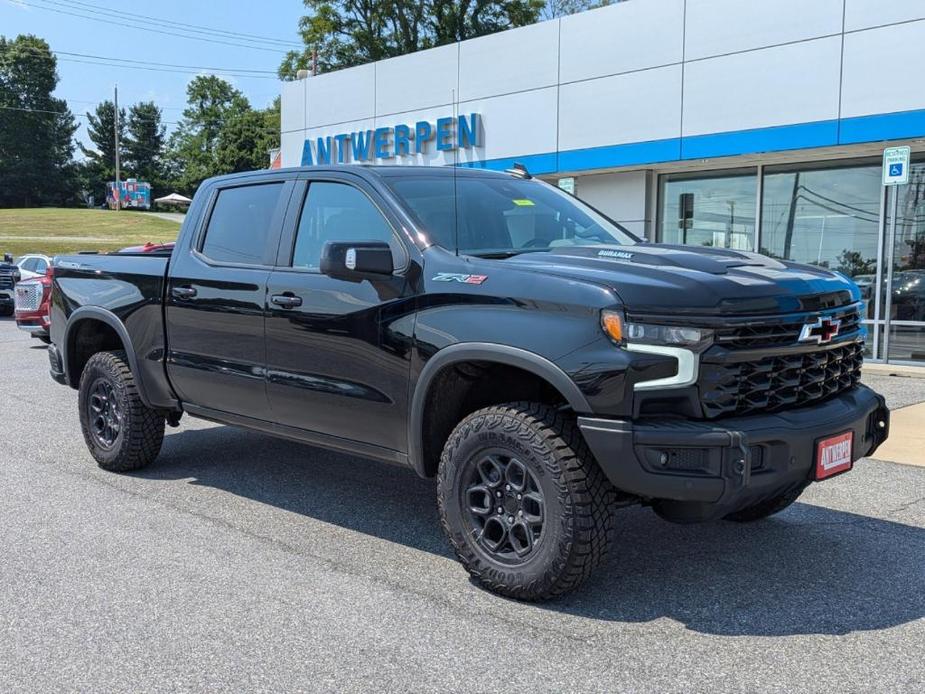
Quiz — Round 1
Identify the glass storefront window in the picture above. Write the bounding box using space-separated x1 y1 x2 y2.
656 156 925 364
886 324 925 362
883 162 925 327
659 170 756 251
761 163 882 283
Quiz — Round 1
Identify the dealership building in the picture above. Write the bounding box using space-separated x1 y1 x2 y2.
280 0 925 365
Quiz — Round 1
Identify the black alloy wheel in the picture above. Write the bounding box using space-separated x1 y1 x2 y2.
437 402 619 601
78 350 165 472
87 377 123 449
462 452 545 562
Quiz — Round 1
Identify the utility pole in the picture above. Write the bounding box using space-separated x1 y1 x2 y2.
114 84 121 211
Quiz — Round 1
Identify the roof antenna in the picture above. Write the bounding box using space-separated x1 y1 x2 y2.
506 162 532 179
452 88 460 257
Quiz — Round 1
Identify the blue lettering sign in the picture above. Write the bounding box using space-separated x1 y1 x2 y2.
333 133 350 163
301 139 313 166
458 113 480 149
394 124 412 157
374 127 393 159
301 113 481 165
315 136 333 165
415 121 434 154
351 130 373 161
436 117 454 151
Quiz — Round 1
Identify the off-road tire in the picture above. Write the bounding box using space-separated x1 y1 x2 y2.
437 402 619 601
78 350 164 472
723 482 808 522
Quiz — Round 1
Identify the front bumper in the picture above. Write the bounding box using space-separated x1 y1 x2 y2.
578 385 889 520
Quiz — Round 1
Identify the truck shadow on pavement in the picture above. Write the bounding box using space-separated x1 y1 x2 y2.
143 424 925 638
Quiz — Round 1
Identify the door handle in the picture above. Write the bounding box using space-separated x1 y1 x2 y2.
171 285 197 300
271 293 302 308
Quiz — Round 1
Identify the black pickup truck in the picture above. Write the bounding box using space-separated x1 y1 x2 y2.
48 165 890 600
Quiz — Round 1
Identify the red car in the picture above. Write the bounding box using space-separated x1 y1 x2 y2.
14 266 52 343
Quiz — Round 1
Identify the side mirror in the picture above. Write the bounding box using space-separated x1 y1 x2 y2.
320 241 394 277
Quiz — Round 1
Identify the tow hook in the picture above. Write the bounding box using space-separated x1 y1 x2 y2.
728 432 751 489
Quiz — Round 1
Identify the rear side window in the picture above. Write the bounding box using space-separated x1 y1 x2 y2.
201 183 284 265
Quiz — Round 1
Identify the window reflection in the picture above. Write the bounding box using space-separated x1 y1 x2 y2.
659 171 756 250
884 164 925 325
761 164 881 278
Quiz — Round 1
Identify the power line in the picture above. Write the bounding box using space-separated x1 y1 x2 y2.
56 0 302 48
1 104 281 134
14 0 293 54
57 56 278 79
0 45 280 79
0 44 277 75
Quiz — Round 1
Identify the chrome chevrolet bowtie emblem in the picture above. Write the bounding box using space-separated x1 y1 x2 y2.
799 316 841 344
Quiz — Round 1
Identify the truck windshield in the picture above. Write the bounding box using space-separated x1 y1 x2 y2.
385 174 637 257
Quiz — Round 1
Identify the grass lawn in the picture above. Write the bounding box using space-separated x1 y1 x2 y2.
0 208 181 257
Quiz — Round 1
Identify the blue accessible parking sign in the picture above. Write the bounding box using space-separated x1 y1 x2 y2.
883 146 911 185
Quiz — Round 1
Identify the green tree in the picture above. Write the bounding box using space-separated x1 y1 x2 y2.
124 101 166 193
215 104 280 173
279 0 544 77
542 0 612 19
79 100 125 202
0 34 78 207
167 75 250 193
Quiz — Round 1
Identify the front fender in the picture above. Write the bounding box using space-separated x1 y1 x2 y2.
407 342 592 477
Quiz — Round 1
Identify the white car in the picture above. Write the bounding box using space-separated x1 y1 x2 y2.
15 254 52 281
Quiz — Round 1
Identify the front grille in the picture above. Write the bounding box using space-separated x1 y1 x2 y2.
713 305 862 349
0 274 13 291
14 282 43 311
699 342 863 419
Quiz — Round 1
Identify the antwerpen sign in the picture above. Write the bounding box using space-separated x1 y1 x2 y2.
301 113 481 165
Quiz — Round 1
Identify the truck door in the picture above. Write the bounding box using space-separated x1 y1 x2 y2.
166 179 293 420
264 174 415 453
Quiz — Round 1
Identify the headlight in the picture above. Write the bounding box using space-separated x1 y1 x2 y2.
600 310 711 347
625 323 710 346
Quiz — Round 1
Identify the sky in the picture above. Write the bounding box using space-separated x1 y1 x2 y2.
0 0 305 152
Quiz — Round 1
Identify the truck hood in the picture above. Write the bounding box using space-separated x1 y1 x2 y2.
504 244 860 316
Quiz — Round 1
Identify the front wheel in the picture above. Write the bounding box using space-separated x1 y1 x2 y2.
78 350 165 472
437 402 619 601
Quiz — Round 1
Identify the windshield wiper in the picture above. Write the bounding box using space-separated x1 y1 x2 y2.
470 249 546 259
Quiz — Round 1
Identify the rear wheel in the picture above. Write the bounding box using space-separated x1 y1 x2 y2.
78 350 165 472
437 402 619 601
723 482 808 522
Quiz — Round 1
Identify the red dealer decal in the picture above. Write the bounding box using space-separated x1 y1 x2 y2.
815 431 854 480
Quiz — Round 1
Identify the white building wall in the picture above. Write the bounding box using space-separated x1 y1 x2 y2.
574 172 649 239
281 0 925 232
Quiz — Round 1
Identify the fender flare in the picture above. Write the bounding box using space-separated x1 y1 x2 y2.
63 306 154 408
407 342 592 477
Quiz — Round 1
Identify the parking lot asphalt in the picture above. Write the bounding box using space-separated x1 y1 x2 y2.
1 317 923 693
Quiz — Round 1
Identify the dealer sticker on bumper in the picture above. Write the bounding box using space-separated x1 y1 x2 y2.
816 431 854 480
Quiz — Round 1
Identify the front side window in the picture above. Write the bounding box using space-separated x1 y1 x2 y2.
201 183 284 265
292 181 396 270
385 175 636 257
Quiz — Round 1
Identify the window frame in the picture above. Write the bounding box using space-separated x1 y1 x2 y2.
273 172 410 275
194 179 294 269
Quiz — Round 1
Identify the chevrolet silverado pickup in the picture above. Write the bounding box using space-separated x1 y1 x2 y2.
48 165 890 600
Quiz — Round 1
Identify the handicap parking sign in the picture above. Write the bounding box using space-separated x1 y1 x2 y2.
883 146 911 185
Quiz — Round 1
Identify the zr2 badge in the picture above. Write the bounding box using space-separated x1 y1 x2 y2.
432 272 488 285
